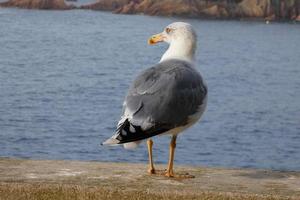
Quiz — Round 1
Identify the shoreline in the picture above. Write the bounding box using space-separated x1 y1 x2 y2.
0 0 300 23
0 158 299 199
1 7 299 24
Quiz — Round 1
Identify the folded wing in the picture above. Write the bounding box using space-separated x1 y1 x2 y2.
103 59 207 145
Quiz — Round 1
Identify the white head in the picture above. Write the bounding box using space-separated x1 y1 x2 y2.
148 22 197 63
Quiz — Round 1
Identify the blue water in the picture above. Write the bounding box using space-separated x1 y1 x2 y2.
0 8 300 171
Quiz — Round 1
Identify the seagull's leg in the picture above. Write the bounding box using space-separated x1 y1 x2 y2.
165 135 177 177
147 139 155 174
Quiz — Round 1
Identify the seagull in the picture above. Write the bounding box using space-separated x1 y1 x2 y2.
103 22 207 178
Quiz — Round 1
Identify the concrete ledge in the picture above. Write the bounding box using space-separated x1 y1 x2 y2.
0 158 299 200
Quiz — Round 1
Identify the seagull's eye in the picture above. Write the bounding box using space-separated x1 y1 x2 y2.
165 28 172 34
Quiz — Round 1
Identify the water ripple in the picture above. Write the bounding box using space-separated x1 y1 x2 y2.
0 9 299 170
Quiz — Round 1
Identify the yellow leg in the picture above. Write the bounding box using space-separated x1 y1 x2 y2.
147 139 155 174
165 135 177 177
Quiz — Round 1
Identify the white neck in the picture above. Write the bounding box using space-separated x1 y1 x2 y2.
160 38 196 63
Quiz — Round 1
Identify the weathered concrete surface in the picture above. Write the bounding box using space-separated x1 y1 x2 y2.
0 158 299 199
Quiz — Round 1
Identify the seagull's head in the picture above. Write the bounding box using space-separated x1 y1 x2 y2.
148 22 197 63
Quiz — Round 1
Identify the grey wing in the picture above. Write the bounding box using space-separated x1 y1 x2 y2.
113 60 207 143
128 61 206 126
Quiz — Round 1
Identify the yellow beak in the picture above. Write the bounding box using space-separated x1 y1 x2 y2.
148 33 164 45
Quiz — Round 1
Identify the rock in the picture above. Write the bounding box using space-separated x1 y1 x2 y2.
200 4 229 18
235 0 271 18
82 0 204 17
265 14 276 21
121 0 201 17
200 5 220 17
130 0 152 14
0 0 74 9
80 0 300 21
80 0 132 11
146 0 201 17
114 1 137 14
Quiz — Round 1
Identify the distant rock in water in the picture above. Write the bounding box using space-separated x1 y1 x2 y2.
199 4 229 18
80 0 131 11
235 0 268 18
81 0 300 21
81 0 228 17
1 0 298 20
0 0 75 9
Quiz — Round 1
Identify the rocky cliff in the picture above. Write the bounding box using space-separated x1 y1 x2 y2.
1 0 299 21
80 0 131 11
81 0 300 21
0 0 74 9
